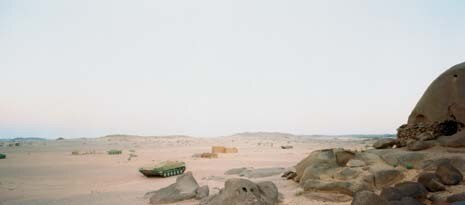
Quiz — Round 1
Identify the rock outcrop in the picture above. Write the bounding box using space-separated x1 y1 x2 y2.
398 62 465 146
290 62 465 205
408 62 465 125
290 148 413 196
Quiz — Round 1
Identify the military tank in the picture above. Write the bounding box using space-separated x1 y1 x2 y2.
139 160 186 177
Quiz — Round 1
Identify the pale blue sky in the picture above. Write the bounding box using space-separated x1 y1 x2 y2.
1 1 465 138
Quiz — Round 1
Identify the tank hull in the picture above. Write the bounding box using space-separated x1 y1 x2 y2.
139 166 186 178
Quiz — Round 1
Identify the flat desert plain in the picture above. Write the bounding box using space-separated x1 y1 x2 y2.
0 134 370 205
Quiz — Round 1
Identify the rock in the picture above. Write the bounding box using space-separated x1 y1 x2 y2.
335 149 356 166
394 182 428 201
225 167 249 175
421 157 465 172
431 199 449 205
407 141 434 151
416 132 435 141
281 170 297 180
438 130 465 147
245 167 285 178
303 192 352 202
371 169 404 188
351 190 388 205
148 171 199 204
378 150 425 168
373 138 397 149
256 181 279 205
397 197 423 205
200 178 278 205
447 193 465 203
335 168 361 180
295 149 338 182
407 62 465 125
380 187 404 201
436 162 463 185
302 179 371 196
398 62 465 146
196 185 209 200
225 167 284 178
417 172 445 192
347 159 366 167
202 175 226 182
280 145 293 149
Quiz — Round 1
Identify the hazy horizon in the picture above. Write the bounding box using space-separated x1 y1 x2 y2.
0 131 397 140
2 1 465 139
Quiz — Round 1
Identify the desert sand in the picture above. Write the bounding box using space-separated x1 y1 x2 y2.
0 133 371 205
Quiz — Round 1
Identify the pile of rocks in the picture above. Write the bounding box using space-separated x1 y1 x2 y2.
397 120 463 147
283 148 415 196
351 161 463 205
146 171 280 205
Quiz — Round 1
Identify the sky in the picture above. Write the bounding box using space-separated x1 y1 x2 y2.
1 1 465 138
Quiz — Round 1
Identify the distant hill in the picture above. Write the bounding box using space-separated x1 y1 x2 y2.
228 132 297 138
99 134 192 140
0 137 47 141
227 132 395 139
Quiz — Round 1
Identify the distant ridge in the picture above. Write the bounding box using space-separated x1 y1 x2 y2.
229 132 296 138
0 137 47 141
227 132 395 139
100 134 192 139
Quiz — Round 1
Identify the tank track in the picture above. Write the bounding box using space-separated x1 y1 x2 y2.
161 167 186 177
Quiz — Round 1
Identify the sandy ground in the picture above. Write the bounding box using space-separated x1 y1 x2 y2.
0 135 370 205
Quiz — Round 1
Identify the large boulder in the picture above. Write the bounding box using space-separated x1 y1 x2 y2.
380 187 404 201
200 178 279 205
196 185 210 200
302 179 371 196
389 197 423 205
393 182 428 201
295 149 339 182
438 130 465 147
374 150 425 168
351 191 388 205
373 138 397 149
147 171 200 204
407 141 434 151
421 157 465 172
408 62 465 125
417 172 445 192
398 62 465 146
335 149 356 166
371 169 404 188
435 162 463 185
